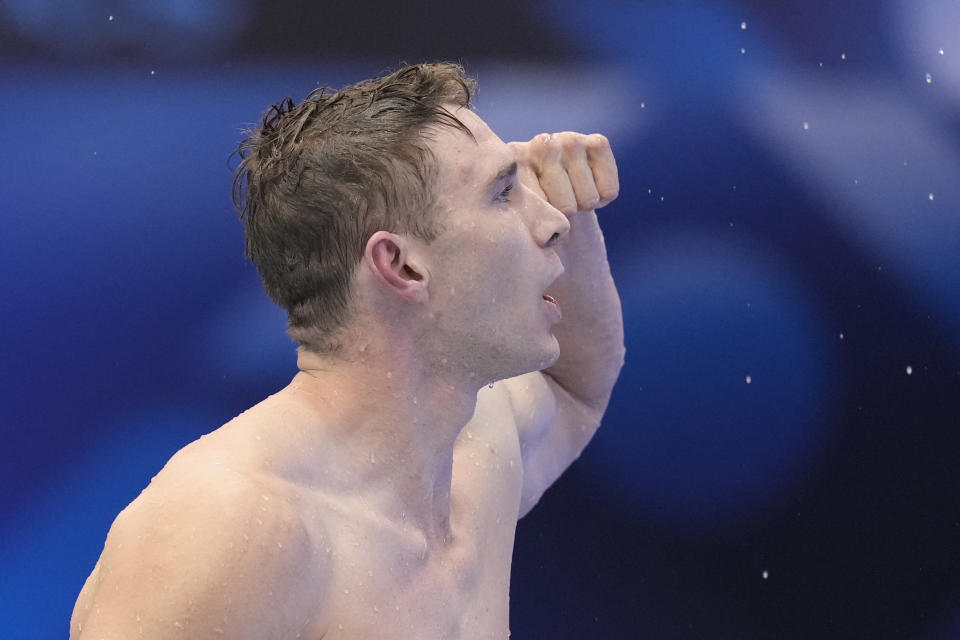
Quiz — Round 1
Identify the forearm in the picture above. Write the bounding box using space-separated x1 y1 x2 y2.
543 209 625 414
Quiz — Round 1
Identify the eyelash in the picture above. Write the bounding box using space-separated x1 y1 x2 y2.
495 183 514 203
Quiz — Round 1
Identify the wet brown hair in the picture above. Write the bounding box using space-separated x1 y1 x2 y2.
231 62 476 357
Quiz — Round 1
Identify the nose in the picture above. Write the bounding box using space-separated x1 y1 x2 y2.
524 184 571 249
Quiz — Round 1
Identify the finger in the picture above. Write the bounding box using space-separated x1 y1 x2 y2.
561 138 601 212
529 133 578 215
585 134 619 207
537 160 578 216
517 163 547 202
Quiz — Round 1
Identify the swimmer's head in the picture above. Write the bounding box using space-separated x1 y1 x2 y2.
231 62 476 358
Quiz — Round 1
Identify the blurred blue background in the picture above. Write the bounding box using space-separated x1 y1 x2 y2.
2 0 959 638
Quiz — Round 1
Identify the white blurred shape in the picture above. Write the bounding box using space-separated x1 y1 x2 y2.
891 0 960 106
471 62 650 144
738 73 960 343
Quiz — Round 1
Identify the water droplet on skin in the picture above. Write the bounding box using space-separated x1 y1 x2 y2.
370 451 376 464
466 430 473 440
386 371 392 379
487 382 495 389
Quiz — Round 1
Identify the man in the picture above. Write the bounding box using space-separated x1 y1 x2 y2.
70 62 624 639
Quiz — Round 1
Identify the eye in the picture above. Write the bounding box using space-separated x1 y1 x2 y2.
495 183 514 203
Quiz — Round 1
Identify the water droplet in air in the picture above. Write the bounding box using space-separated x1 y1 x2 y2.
906 366 913 375
928 193 934 201
841 53 846 60
740 21 747 30
108 15 114 21
926 73 933 84
640 102 646 109
740 48 746 55
839 333 845 340
939 48 945 55
745 375 752 384
150 70 155 76
803 122 809 130
762 570 769 579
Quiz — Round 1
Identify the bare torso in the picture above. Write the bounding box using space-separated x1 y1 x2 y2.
72 384 524 640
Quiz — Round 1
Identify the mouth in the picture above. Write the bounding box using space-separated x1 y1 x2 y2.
542 294 562 319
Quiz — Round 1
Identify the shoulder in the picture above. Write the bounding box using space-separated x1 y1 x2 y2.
73 456 331 639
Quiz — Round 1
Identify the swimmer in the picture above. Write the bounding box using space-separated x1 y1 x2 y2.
70 62 624 639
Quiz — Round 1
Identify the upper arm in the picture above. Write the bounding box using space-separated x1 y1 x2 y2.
500 371 604 519
72 470 327 640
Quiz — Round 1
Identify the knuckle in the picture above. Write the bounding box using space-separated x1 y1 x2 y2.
587 133 609 147
559 133 578 149
601 185 620 201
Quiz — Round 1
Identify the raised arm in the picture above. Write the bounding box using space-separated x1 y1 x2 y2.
499 132 626 518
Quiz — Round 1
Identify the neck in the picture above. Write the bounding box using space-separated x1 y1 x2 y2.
284 344 483 543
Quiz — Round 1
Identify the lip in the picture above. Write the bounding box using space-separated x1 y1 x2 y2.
542 294 562 320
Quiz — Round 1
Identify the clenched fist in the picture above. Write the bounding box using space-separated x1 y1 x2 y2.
508 132 619 216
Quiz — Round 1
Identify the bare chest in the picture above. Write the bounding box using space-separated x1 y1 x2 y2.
306 412 524 638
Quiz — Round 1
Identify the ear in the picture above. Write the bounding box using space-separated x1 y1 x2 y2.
364 231 429 303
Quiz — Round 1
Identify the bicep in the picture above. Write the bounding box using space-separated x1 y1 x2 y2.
501 371 603 519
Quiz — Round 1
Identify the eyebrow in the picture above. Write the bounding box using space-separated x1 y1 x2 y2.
489 161 518 189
